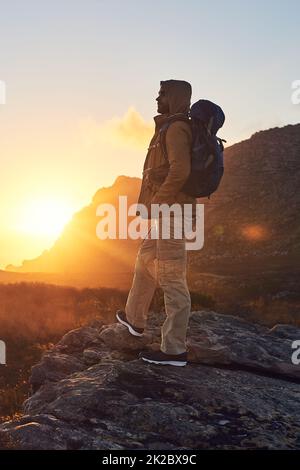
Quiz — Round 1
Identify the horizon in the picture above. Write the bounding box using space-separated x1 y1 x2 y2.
1 120 299 272
0 0 300 268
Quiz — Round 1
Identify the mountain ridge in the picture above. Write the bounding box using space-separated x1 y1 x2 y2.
3 123 300 300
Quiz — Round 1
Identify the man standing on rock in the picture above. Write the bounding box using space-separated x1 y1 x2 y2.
116 79 197 367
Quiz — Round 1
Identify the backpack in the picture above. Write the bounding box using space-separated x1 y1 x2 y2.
159 100 226 198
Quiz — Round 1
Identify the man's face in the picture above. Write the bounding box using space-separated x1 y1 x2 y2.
156 86 169 114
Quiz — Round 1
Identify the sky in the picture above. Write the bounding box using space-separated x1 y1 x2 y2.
0 0 299 268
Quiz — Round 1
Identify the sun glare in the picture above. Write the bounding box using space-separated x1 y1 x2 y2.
241 224 269 241
18 197 74 238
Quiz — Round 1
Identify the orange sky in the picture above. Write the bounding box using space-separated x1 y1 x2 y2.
1 1 299 269
0 107 154 268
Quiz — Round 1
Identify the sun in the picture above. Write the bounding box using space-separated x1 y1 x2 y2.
18 197 74 238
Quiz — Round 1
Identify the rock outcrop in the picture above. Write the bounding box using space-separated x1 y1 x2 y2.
0 311 299 449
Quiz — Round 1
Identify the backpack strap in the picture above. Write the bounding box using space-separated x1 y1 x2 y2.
159 122 171 162
159 115 190 163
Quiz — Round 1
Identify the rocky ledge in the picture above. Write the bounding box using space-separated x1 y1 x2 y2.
0 311 299 450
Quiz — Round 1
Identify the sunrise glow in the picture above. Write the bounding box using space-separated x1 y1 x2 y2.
17 197 74 238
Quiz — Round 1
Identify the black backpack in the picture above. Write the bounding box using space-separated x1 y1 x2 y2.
160 100 226 198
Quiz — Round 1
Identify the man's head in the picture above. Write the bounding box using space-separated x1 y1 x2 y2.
156 83 169 114
156 80 192 115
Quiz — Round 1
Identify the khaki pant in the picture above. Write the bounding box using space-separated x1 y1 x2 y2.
125 214 191 354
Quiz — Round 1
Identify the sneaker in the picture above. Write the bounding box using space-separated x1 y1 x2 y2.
139 349 187 367
116 310 144 337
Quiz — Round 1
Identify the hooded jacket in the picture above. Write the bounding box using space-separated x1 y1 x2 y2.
136 80 197 219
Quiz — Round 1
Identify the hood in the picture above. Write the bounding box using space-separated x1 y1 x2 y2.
161 79 192 115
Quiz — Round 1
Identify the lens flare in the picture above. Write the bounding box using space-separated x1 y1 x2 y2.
241 224 268 241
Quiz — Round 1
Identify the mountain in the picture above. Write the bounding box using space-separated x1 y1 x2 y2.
4 123 300 294
186 123 300 309
5 175 143 288
0 309 299 449
193 123 300 272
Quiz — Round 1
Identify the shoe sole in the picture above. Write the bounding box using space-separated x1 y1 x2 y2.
141 357 187 367
116 313 144 337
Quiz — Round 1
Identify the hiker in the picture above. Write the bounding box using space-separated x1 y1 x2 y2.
116 79 197 367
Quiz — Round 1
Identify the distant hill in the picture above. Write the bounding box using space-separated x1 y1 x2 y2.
192 123 300 273
5 175 143 288
4 123 300 294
